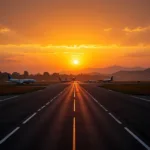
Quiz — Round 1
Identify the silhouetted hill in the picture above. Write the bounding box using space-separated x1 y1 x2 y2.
60 66 145 74
113 68 150 81
81 66 145 74
144 68 150 72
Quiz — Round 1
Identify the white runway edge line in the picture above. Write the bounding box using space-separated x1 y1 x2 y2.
108 113 122 124
0 95 19 102
41 105 46 110
36 87 67 113
22 112 37 124
81 86 150 149
46 102 50 105
108 90 113 92
0 88 68 145
38 108 41 112
124 127 150 150
0 127 20 145
83 89 108 112
131 96 150 103
98 104 108 112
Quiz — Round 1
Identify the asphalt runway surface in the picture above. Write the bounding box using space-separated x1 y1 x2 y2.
0 82 149 150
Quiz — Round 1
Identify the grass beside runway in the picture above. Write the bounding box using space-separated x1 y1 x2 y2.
100 83 150 95
0 84 47 96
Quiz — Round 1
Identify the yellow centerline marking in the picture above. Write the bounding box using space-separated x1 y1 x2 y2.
74 99 76 112
74 84 76 98
74 90 75 98
72 117 76 150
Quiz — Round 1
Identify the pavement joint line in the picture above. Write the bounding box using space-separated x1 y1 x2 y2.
0 95 19 102
22 112 37 124
109 113 122 124
82 87 109 112
124 127 150 150
0 127 20 145
131 96 150 102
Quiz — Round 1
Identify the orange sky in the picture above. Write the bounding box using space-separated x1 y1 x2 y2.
0 0 150 73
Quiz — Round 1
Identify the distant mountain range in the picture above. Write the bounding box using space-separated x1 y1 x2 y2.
113 68 150 81
60 66 145 74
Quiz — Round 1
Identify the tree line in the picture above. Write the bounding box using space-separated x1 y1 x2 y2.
0 71 106 82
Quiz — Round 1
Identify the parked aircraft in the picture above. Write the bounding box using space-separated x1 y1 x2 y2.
87 80 98 83
86 76 114 83
58 77 70 82
101 76 113 82
7 74 36 84
58 76 76 82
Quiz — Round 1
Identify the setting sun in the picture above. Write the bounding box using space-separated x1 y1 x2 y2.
73 59 79 65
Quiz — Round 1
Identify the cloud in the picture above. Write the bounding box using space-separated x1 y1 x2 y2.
0 53 24 63
0 0 150 45
126 51 150 58
0 27 11 34
63 52 84 55
120 26 150 46
123 26 150 33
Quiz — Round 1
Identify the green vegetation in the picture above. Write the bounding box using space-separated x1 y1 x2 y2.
100 83 150 95
0 84 47 96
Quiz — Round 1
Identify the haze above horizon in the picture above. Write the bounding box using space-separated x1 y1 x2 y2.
0 0 150 73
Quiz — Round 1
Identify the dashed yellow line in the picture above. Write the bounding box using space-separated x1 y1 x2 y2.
74 99 76 112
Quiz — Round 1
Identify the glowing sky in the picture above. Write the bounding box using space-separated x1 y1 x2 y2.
0 0 150 73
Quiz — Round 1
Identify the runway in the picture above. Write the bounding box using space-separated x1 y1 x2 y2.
0 82 149 150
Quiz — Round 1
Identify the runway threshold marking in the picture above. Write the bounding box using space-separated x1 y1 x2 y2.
72 117 76 150
81 86 150 150
0 95 19 102
0 127 20 144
